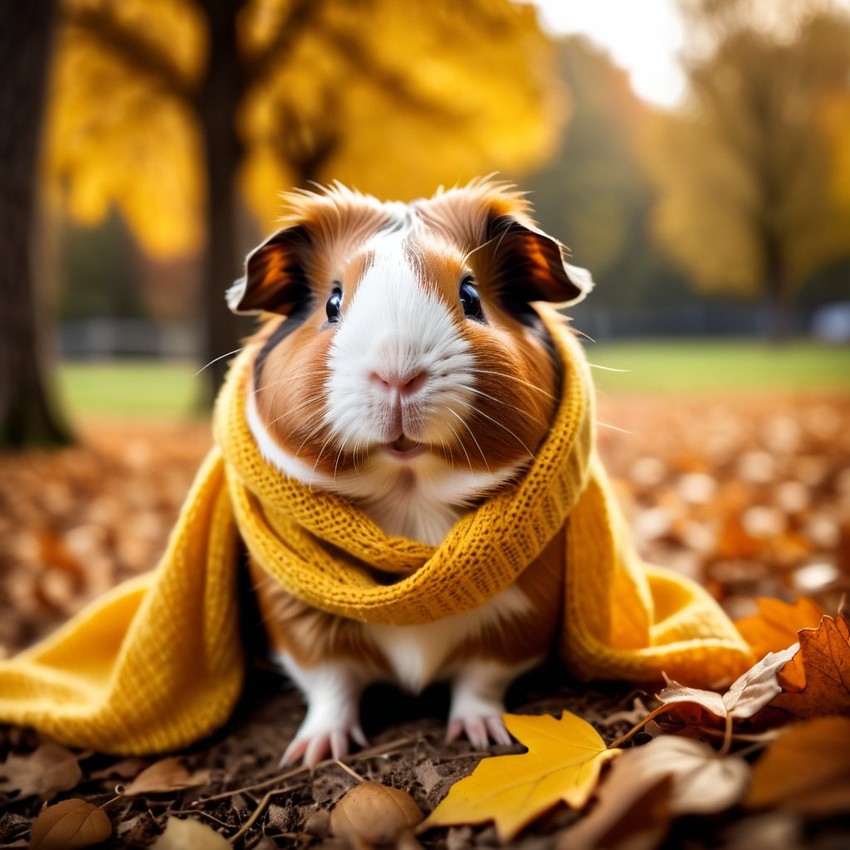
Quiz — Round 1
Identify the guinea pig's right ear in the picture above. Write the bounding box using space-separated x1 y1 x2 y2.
226 225 312 316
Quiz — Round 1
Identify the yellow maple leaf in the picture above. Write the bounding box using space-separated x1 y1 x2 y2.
420 712 620 841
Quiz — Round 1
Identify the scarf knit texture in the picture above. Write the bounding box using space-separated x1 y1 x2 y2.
0 306 752 754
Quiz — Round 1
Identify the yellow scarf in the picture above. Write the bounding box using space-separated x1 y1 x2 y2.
0 307 751 754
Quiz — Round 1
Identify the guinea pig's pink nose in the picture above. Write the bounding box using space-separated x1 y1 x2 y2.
370 369 428 396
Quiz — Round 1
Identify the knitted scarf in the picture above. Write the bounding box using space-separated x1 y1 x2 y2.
0 307 752 754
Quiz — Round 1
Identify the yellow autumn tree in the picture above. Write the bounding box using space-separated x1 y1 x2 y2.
642 2 850 337
43 0 567 393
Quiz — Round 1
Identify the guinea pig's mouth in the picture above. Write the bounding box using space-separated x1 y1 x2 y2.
385 435 425 459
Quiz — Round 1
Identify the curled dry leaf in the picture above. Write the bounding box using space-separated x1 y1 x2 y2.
558 735 750 850
330 781 423 848
557 775 673 850
121 757 211 796
0 742 82 800
657 644 799 724
420 712 620 842
148 816 230 849
29 798 112 850
735 596 824 658
745 716 850 815
772 611 850 719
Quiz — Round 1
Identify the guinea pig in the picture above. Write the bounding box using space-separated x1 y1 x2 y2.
227 179 593 767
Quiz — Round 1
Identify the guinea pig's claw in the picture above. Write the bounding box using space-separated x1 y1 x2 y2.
280 724 369 770
446 715 512 749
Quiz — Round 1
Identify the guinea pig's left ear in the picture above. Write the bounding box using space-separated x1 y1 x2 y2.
226 225 312 316
488 215 593 307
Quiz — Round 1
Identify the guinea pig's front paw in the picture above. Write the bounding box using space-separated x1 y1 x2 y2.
281 722 369 769
446 714 513 749
446 662 519 749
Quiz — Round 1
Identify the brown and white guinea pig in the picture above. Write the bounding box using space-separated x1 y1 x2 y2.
227 179 593 767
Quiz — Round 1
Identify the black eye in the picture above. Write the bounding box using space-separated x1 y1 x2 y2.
326 285 342 323
459 277 484 321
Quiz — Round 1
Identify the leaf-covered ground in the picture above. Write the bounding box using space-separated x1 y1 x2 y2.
1 392 848 848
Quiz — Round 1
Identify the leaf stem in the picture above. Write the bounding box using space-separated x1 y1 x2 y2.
607 703 679 749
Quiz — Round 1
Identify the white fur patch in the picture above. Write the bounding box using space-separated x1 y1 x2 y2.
324 234 476 448
365 585 533 693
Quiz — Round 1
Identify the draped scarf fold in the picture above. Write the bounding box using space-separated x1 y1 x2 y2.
0 306 752 754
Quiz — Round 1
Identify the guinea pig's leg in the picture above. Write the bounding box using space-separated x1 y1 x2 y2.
446 658 534 748
278 655 370 768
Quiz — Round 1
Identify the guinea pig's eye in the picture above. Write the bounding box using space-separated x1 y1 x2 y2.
459 277 484 321
326 285 342 323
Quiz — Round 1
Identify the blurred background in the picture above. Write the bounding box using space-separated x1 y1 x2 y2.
1 0 849 649
2 0 849 440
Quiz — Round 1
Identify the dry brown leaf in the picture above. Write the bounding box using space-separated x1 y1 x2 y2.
420 712 620 841
557 775 673 850
29 798 112 850
121 758 211 796
558 734 749 850
735 596 824 658
745 716 850 815
148 816 230 849
330 781 423 846
657 644 799 724
772 610 850 718
0 742 82 800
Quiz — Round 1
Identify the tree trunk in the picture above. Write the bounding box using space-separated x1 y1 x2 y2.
0 0 71 448
762 229 791 342
196 0 251 405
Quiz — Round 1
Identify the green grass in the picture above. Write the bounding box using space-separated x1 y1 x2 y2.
586 340 850 394
57 360 201 419
56 342 850 419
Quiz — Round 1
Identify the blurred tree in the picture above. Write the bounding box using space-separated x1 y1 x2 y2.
644 1 850 338
44 0 565 397
0 0 72 448
526 37 690 321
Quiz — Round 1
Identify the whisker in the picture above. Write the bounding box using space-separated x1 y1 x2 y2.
588 362 630 374
444 415 478 476
471 369 555 401
447 407 490 474
596 420 632 436
460 384 551 431
194 348 243 377
467 403 535 461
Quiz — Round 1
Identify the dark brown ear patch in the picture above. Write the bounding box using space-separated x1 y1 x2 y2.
227 225 312 316
486 215 593 309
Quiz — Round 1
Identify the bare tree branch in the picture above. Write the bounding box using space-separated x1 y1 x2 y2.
242 0 321 86
64 5 194 103
318 20 461 120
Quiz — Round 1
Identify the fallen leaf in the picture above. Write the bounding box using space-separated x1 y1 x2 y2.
772 611 850 718
420 712 620 841
558 735 750 850
657 644 799 723
745 716 850 815
735 596 824 658
149 816 230 849
330 781 423 846
720 645 801 719
557 775 673 850
0 742 82 800
121 758 211 796
29 799 112 850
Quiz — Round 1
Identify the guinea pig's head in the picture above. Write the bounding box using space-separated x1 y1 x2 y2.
230 180 592 526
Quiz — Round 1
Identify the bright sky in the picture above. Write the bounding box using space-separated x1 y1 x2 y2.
532 0 850 108
532 0 688 107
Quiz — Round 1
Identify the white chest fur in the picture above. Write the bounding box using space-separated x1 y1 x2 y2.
364 584 532 693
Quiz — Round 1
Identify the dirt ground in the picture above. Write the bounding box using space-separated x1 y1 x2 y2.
1 392 848 848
